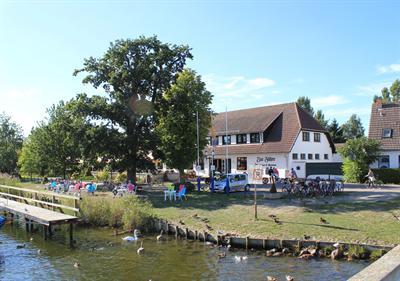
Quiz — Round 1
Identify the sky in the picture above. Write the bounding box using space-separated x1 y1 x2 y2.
0 0 399 135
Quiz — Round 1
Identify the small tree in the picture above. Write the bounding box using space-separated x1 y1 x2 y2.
328 119 345 143
315 110 329 128
338 137 380 182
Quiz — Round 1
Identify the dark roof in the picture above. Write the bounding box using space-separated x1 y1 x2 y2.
368 102 400 150
208 102 334 154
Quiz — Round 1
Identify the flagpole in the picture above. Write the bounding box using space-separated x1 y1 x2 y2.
225 106 228 174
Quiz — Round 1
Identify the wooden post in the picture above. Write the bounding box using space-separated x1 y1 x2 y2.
263 239 266 249
246 236 249 250
52 195 55 211
48 224 53 237
25 218 29 232
29 220 34 232
254 184 257 219
43 225 48 240
69 223 73 247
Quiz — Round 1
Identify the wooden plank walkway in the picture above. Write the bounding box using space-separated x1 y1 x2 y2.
0 198 78 226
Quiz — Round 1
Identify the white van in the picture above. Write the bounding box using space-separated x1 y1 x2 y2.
214 173 250 192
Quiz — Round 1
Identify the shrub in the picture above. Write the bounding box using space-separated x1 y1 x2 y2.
348 245 369 259
80 195 155 230
372 169 400 184
370 249 386 260
342 160 364 183
115 172 127 183
94 167 110 182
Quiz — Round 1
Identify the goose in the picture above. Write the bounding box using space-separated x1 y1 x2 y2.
37 249 41 254
157 230 166 241
137 242 144 255
286 275 294 281
234 255 248 262
74 262 80 268
267 277 277 281
16 244 26 249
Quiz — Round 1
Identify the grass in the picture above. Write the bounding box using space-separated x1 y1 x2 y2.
147 191 400 247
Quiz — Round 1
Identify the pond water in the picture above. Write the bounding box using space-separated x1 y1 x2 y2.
0 223 369 281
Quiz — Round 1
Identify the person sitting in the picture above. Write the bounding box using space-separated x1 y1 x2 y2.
127 180 135 194
289 168 297 182
366 169 376 188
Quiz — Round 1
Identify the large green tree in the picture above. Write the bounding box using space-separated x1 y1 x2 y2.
0 113 23 174
373 79 400 102
338 137 380 182
73 36 192 181
296 96 314 116
341 114 364 140
156 69 213 176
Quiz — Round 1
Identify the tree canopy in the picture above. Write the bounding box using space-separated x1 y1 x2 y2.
328 119 345 143
156 69 213 175
373 79 400 102
341 114 365 140
314 109 328 129
296 96 314 116
72 36 193 181
0 113 23 174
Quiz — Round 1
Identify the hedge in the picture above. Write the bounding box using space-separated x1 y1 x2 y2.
371 168 400 184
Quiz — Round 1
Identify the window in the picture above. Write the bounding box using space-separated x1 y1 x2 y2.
302 132 310 141
250 133 260 143
314 133 321 142
222 135 231 145
236 134 247 144
378 155 390 168
239 174 246 181
292 153 298 160
315 154 320 160
382 129 393 138
308 154 313 160
324 154 329 160
300 153 306 160
211 137 219 146
237 157 247 170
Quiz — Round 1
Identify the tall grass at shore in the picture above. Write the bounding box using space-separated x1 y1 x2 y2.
80 196 155 230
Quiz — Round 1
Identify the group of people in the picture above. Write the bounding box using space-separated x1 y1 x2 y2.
45 179 97 196
112 180 137 197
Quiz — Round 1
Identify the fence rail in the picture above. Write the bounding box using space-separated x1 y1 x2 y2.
0 184 80 215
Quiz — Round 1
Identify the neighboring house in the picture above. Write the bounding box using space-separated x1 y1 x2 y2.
201 102 340 182
369 101 400 169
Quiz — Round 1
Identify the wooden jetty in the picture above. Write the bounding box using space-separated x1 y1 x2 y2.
0 185 79 246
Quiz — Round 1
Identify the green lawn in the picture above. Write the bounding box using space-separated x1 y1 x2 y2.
148 191 400 247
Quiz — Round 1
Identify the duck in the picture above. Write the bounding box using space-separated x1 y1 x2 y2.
286 275 295 281
320 217 328 224
157 230 166 241
137 242 144 255
74 262 80 268
234 255 248 262
267 276 277 281
16 244 26 249
37 249 41 254
30 237 34 242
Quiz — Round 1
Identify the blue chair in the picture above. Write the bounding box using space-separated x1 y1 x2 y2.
178 186 187 201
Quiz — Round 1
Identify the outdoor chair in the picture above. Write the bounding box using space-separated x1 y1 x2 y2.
178 186 187 201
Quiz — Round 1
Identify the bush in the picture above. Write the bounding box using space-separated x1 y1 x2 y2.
80 196 155 230
342 160 364 183
370 249 386 260
115 172 127 183
348 245 369 259
372 168 400 184
95 168 110 182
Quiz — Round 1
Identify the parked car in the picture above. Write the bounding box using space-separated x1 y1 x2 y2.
213 173 250 192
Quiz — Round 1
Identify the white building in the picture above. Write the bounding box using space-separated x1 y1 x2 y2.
369 101 400 169
201 102 340 182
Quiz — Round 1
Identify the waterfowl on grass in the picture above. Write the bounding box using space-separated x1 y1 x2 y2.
286 275 294 281
267 276 277 281
137 242 145 255
74 262 80 268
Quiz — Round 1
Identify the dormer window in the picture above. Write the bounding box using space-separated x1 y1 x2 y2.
236 134 247 144
222 135 231 145
382 128 393 138
302 132 310 141
250 133 260 143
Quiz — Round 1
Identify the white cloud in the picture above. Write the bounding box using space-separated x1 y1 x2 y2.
247 78 275 88
356 81 392 97
204 74 276 99
377 63 400 74
313 95 348 107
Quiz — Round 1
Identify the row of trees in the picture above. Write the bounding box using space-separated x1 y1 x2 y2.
296 96 365 142
15 36 213 181
373 79 400 103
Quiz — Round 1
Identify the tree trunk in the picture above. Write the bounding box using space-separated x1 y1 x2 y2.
127 157 137 183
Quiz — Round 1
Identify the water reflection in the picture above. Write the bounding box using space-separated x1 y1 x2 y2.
0 224 369 281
